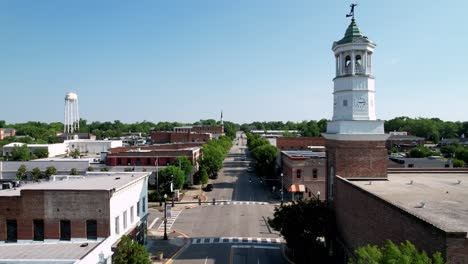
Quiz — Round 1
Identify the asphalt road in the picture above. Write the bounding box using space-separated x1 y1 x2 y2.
171 132 287 264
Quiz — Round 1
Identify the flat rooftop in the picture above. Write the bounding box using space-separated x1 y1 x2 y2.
351 173 468 235
282 150 326 158
0 241 99 263
0 172 149 197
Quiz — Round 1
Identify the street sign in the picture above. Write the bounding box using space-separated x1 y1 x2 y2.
167 206 172 218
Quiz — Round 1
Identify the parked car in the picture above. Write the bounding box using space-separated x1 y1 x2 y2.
205 184 214 191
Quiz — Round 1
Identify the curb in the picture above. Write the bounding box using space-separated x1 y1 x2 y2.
200 191 208 202
162 230 191 264
281 244 295 264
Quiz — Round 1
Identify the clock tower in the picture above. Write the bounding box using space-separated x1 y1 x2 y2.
323 14 389 201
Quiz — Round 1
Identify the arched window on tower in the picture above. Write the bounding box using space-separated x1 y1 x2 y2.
345 55 351 74
355 55 363 74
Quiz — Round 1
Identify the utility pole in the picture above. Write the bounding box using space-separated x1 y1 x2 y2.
280 173 284 206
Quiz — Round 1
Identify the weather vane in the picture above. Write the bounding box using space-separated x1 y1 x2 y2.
346 3 358 18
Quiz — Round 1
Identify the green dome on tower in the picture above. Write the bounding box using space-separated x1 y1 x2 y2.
334 18 373 47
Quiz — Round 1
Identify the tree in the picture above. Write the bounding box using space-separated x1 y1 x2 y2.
113 236 150 264
10 144 30 161
453 159 465 168
70 168 78 175
87 166 95 171
200 167 209 185
16 164 28 180
251 144 278 175
351 240 443 264
408 146 433 158
268 199 334 263
173 157 193 181
158 165 185 194
45 166 57 177
33 148 49 159
223 121 238 139
70 149 80 159
31 167 43 181
100 167 109 171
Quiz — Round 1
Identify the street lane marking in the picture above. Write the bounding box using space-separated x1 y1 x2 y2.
191 237 282 245
148 217 159 229
231 245 281 250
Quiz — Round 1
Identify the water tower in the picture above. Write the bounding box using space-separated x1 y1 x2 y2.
64 92 80 133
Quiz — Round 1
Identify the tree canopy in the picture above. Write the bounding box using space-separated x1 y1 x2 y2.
385 117 468 143
173 157 193 179
158 165 186 194
16 164 28 180
113 236 150 264
199 136 232 177
246 133 278 175
10 144 31 161
268 199 334 264
351 240 443 264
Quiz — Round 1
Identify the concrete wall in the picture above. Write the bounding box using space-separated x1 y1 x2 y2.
66 140 123 155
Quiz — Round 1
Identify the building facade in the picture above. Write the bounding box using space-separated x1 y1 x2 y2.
0 172 149 263
151 131 211 144
385 131 425 151
0 128 16 140
276 137 326 151
322 14 468 263
281 151 326 200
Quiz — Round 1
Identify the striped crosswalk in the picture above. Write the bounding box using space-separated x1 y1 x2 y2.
191 237 282 245
156 207 183 232
207 201 270 206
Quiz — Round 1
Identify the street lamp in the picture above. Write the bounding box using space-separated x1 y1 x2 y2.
280 173 284 206
317 191 321 200
163 194 168 240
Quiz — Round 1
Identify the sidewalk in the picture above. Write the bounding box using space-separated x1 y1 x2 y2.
145 186 207 263
179 184 208 206
146 231 189 263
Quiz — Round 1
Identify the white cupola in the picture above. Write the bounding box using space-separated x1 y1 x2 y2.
326 16 385 135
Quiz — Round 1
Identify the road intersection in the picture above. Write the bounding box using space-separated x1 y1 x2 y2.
149 132 288 264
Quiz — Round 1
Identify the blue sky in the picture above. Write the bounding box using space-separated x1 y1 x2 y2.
1 1 467 124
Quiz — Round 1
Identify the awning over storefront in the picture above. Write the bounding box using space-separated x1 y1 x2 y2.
288 184 305 192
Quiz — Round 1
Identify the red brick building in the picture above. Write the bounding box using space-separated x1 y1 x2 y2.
174 125 224 135
321 15 468 264
333 173 468 263
276 137 326 151
280 151 326 201
105 145 201 169
385 131 425 151
0 173 150 263
0 128 16 140
151 131 211 144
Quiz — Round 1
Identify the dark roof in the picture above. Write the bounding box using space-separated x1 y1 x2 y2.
387 135 425 141
0 128 15 133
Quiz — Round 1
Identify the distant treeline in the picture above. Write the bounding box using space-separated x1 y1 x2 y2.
1 117 467 146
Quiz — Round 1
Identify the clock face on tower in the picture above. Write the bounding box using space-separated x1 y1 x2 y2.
354 97 367 109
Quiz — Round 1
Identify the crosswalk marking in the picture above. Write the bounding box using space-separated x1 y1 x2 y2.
156 208 183 232
191 237 282 245
211 201 269 206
